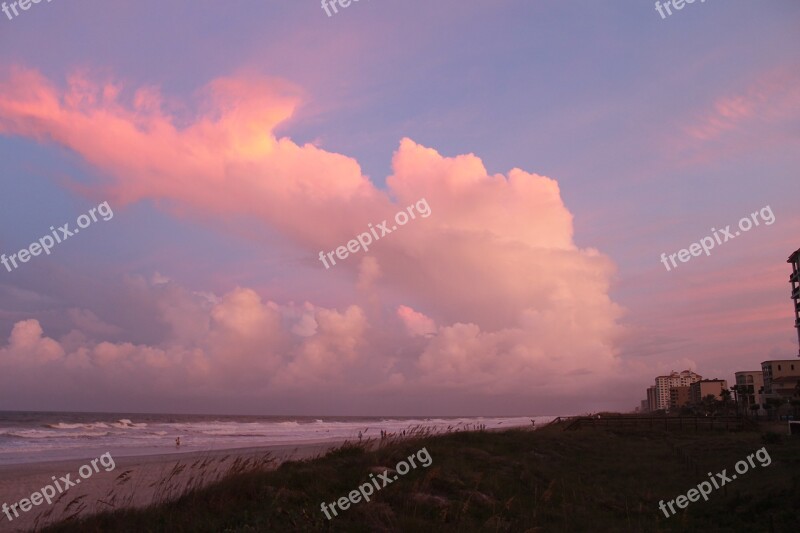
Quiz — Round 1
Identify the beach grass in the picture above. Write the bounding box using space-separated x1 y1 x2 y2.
40 420 800 532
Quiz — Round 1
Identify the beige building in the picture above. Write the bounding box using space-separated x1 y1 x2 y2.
654 370 702 410
690 379 728 404
735 371 764 410
669 386 691 409
761 359 800 399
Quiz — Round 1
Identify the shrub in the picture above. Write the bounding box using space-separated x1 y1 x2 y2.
762 431 782 445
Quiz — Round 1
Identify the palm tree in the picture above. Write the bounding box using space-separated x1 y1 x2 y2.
765 397 785 421
730 385 741 415
701 394 717 416
720 389 732 415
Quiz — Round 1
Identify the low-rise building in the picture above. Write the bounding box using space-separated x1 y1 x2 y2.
761 359 800 399
669 386 691 409
690 379 728 404
735 370 764 411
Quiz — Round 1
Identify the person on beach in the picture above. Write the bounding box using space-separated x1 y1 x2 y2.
358 430 362 442
176 437 181 447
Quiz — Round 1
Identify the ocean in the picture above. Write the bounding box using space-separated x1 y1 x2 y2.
0 411 553 466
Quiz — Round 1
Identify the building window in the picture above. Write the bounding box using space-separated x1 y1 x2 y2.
778 365 782 371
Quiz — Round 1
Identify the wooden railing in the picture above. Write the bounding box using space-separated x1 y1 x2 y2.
541 416 577 428
563 416 758 432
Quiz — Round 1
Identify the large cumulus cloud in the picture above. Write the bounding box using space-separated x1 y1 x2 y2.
0 68 626 408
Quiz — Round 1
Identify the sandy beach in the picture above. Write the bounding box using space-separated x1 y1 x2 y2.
0 440 346 533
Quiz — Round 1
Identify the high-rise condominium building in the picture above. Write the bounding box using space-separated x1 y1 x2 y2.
654 370 702 410
788 247 800 356
646 386 658 412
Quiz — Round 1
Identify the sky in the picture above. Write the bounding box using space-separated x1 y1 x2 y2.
0 0 798 416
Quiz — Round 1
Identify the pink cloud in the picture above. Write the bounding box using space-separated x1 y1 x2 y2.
0 68 629 402
397 305 436 337
0 66 388 249
67 308 122 337
678 65 800 154
0 320 64 365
